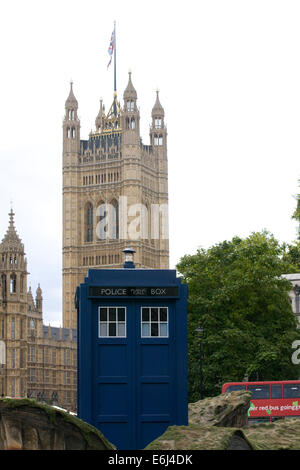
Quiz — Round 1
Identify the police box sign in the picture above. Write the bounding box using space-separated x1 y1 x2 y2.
89 286 179 297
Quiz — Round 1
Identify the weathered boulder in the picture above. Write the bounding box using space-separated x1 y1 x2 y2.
145 424 253 450
188 390 252 427
0 398 115 450
244 418 300 450
146 391 254 450
146 391 300 450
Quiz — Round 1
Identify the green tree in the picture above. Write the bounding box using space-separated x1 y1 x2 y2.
281 241 300 272
177 232 300 402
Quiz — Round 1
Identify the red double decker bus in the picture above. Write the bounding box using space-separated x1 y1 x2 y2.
222 380 300 425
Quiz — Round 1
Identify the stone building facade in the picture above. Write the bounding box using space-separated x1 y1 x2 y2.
0 211 77 411
283 273 300 327
62 73 169 329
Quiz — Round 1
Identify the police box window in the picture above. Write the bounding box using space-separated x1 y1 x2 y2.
98 307 126 337
141 307 168 338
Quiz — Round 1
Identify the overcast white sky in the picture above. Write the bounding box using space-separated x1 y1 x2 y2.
0 0 299 325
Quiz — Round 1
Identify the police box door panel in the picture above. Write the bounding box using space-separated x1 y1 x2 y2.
136 301 176 449
91 299 176 450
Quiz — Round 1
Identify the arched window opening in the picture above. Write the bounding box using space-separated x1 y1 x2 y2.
10 274 16 294
67 127 71 138
96 200 119 240
127 100 135 112
111 199 119 239
1 274 7 300
154 134 158 146
155 118 162 129
131 118 136 130
159 135 163 146
72 128 76 139
96 202 107 241
86 203 94 242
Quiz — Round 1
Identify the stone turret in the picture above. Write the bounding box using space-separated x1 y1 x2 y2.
63 81 80 154
150 90 167 151
35 284 43 313
0 209 28 302
122 71 140 139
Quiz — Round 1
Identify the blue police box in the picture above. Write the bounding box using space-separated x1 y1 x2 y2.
75 249 188 450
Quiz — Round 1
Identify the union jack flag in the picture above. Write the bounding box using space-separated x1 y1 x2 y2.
107 29 115 69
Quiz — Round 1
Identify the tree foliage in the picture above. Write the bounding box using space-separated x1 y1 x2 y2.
177 232 300 402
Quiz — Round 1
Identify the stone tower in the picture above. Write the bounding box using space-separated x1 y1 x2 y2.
0 210 77 410
0 210 30 398
62 73 169 329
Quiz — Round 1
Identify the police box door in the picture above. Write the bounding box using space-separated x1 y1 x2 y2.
91 299 176 450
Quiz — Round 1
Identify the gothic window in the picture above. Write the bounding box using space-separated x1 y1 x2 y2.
110 199 119 239
131 118 136 129
29 369 36 383
155 118 162 129
64 349 71 366
127 100 134 112
96 201 108 241
11 319 15 339
72 128 76 138
11 378 15 397
28 346 36 362
154 134 158 146
1 274 6 300
159 135 163 146
0 340 5 367
96 200 119 240
67 127 71 138
10 274 16 294
11 348 15 368
86 203 94 242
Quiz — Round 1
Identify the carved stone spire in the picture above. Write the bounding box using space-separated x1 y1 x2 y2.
65 80 78 108
152 89 164 118
123 71 137 102
0 209 24 254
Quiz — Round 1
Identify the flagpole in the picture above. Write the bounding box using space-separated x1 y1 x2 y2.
114 20 117 95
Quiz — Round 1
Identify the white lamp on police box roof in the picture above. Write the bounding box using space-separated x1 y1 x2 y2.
122 247 136 269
